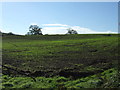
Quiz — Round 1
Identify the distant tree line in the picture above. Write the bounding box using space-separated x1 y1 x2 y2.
0 25 114 36
26 25 78 35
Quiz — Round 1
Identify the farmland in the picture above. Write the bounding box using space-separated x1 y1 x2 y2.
1 34 120 88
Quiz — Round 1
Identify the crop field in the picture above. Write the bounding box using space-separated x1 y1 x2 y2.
1 34 120 88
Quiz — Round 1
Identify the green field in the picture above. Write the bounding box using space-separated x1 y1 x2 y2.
2 34 120 88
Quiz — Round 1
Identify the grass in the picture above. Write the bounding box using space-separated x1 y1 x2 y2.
1 68 119 88
2 34 119 88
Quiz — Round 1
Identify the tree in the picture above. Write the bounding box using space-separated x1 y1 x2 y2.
7 32 14 35
28 25 43 35
66 28 78 34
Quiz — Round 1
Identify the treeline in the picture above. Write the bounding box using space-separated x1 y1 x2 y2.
26 25 78 35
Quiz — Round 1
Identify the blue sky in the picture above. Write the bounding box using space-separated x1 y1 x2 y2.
1 2 118 35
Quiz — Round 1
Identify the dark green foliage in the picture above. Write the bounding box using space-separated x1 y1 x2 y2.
7 32 14 35
66 28 78 34
27 25 43 35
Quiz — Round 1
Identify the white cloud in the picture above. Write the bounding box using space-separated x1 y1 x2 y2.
71 26 93 34
71 26 118 34
42 24 68 27
42 27 68 34
42 24 117 35
0 28 10 33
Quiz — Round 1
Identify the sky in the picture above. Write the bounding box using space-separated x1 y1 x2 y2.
1 2 118 35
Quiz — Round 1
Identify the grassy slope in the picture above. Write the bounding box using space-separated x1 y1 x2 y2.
2 34 119 88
